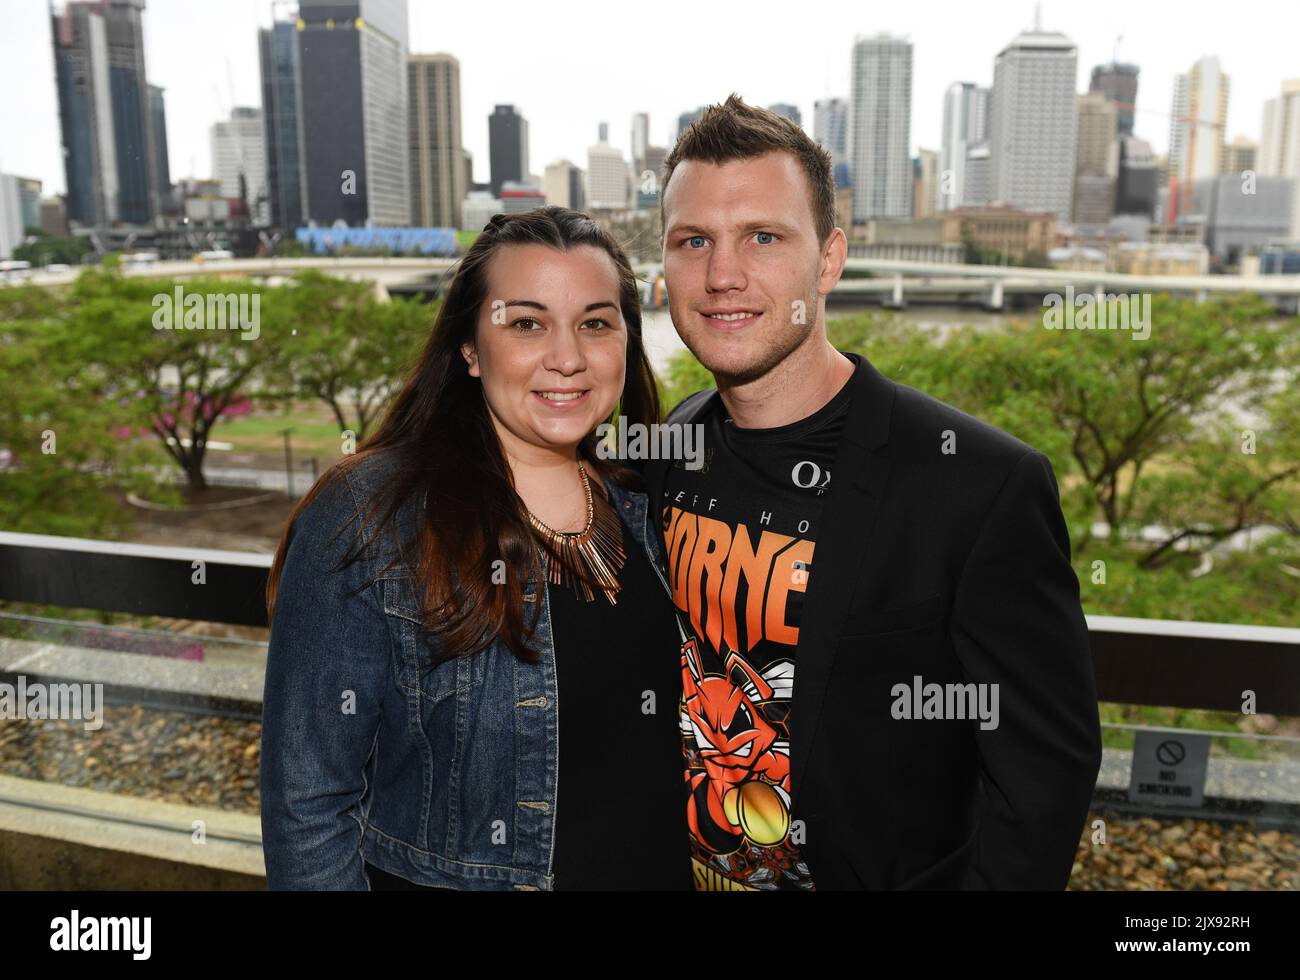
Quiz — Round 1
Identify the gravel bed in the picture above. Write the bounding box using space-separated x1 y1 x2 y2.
1 704 1296 889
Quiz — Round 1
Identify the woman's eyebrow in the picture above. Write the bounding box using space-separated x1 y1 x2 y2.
503 300 619 312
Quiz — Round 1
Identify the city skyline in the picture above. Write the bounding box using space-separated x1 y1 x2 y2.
2 0 1294 198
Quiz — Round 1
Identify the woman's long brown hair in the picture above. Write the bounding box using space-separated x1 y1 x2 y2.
264 206 661 663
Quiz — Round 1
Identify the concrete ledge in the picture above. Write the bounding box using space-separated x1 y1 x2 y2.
0 636 263 719
0 773 265 889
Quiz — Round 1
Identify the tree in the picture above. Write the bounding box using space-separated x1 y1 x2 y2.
1131 386 1300 568
0 284 165 535
13 234 93 268
60 265 280 492
837 293 1297 558
259 270 429 442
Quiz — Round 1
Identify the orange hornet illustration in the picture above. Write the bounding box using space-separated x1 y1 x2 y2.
680 636 794 854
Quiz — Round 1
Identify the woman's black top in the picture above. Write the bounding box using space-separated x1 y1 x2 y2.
365 517 692 891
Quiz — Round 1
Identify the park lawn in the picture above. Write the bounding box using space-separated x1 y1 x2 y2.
210 400 348 460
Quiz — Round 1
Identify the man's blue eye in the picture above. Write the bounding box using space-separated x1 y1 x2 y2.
686 236 706 248
756 232 775 245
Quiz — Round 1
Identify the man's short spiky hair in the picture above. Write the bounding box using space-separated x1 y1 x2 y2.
659 93 836 246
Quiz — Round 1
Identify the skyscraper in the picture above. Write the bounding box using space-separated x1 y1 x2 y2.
97 0 156 223
939 82 989 211
913 149 938 219
1073 92 1117 225
1221 136 1257 177
767 103 802 127
488 105 529 197
630 112 649 173
813 97 848 171
1259 80 1300 239
964 142 992 206
0 175 30 259
989 24 1079 223
1113 136 1158 218
211 107 268 225
297 0 410 226
259 19 308 229
675 108 704 143
52 1 118 227
586 129 627 211
1168 56 1229 184
849 33 913 222
544 160 582 209
643 146 667 189
51 0 160 227
408 53 464 228
147 84 171 213
1089 62 1139 137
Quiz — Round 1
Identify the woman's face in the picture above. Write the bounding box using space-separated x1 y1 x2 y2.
462 243 629 460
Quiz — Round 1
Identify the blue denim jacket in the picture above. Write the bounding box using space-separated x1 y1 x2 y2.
260 448 673 890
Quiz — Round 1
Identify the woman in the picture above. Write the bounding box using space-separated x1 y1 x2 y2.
260 207 692 890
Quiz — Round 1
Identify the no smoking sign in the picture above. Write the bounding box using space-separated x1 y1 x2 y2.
1128 730 1211 808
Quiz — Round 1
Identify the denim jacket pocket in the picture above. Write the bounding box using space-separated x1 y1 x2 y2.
380 575 486 703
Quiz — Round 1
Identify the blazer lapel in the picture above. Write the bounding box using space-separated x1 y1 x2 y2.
787 353 896 811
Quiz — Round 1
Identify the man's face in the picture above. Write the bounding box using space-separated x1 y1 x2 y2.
661 150 832 384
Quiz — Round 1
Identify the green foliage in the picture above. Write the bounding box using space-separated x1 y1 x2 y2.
1076 539 1300 625
6 263 1296 629
659 350 716 414
270 238 309 258
0 283 64 321
838 294 1296 563
12 234 93 268
961 237 1051 269
656 294 1300 621
0 296 164 535
260 270 432 440
0 267 433 516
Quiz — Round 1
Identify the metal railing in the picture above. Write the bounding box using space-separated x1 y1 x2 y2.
3 529 1298 713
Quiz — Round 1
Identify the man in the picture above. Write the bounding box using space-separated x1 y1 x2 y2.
644 94 1102 891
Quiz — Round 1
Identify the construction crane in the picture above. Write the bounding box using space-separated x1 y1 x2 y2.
1111 101 1228 221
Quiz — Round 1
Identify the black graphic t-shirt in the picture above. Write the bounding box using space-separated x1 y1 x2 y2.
663 354 857 891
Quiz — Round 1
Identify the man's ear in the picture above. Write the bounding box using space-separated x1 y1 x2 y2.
819 227 848 294
461 342 480 377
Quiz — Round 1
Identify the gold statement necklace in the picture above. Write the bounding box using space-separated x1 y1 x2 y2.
525 461 625 604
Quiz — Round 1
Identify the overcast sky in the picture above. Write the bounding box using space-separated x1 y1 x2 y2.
2 0 1296 196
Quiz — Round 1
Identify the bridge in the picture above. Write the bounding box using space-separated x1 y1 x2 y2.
11 255 1300 312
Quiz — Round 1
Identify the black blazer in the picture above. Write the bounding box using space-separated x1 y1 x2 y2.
645 352 1103 889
